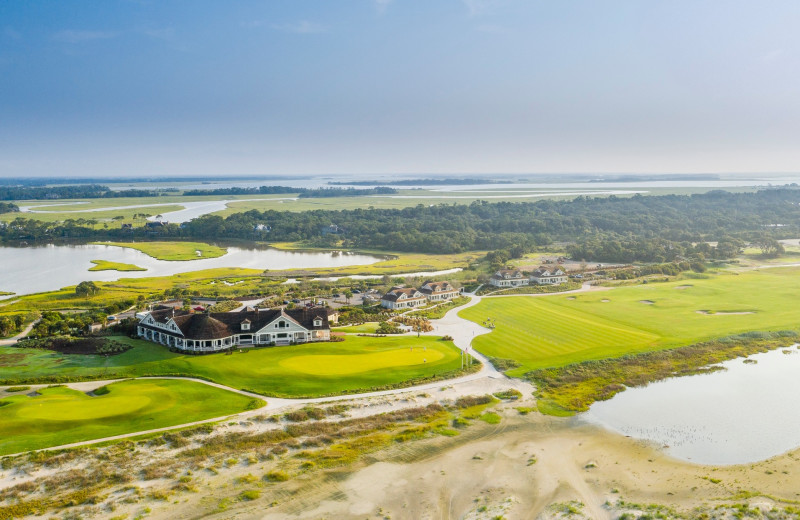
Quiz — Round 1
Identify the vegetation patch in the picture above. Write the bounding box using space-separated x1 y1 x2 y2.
89 260 146 272
529 331 798 414
17 336 132 356
93 241 227 261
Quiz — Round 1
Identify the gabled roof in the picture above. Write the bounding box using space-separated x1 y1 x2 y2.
381 286 425 302
140 306 330 340
419 280 456 295
493 269 524 279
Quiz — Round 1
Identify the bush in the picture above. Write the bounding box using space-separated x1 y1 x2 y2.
239 490 260 501
263 470 289 482
4 386 30 393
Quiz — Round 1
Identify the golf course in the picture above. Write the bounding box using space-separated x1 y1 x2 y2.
0 379 260 455
460 267 800 376
0 335 465 397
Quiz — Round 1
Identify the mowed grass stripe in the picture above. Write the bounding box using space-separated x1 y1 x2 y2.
461 268 800 375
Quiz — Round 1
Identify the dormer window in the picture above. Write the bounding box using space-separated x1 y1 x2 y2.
241 320 251 331
313 318 322 327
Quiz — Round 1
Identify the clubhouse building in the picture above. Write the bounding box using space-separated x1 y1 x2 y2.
137 307 331 352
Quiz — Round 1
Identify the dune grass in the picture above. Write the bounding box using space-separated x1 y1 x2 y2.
0 379 260 455
460 268 800 376
88 260 147 272
0 335 464 397
93 241 227 261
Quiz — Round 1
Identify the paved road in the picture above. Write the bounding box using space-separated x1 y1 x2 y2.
0 319 39 346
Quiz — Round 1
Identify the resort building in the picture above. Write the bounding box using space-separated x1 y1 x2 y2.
489 269 530 288
380 286 427 310
137 307 330 352
530 266 568 285
418 280 460 302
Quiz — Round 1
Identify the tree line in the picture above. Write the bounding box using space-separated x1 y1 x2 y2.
2 189 800 262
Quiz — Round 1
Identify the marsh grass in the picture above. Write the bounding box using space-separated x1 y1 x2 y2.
529 332 799 414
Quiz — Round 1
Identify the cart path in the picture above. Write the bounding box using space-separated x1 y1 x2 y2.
0 319 39 346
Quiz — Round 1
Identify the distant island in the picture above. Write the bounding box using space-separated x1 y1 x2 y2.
588 174 720 183
329 178 514 186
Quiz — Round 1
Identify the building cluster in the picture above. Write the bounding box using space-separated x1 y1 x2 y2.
489 267 568 288
380 280 461 310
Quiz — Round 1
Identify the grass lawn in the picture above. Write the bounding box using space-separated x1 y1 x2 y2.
331 322 382 333
94 241 227 261
0 379 260 455
89 260 147 272
460 268 800 376
0 335 464 397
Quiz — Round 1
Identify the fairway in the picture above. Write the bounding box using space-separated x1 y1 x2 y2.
0 379 260 455
0 335 463 397
460 268 800 376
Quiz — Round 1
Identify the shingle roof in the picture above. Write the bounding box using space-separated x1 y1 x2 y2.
142 307 330 340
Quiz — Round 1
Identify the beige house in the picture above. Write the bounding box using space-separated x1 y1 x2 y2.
418 280 460 302
530 266 568 285
380 286 427 310
489 269 529 288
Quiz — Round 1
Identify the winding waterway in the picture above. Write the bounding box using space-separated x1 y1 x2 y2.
582 347 800 465
0 244 384 296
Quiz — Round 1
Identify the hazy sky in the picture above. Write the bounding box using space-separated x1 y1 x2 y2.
1 1 800 177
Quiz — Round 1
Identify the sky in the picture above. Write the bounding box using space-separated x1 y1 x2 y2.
1 0 800 177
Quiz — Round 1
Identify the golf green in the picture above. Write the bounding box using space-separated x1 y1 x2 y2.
0 379 261 455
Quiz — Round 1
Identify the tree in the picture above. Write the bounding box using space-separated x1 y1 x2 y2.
75 281 99 297
756 237 785 258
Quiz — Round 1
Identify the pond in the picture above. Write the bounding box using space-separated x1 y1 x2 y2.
0 243 384 296
581 347 800 465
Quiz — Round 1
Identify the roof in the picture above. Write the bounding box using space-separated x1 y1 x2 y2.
141 307 330 340
532 266 565 277
381 287 425 302
495 269 524 278
419 280 456 295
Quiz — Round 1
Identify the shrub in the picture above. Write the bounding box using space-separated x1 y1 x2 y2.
263 470 289 482
239 490 260 501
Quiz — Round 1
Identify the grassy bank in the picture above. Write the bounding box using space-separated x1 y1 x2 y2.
0 379 260 455
0 335 468 397
88 260 146 272
529 331 799 415
93 241 227 261
460 268 800 374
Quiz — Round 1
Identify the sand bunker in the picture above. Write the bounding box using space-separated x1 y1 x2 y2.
601 299 610 303
696 310 755 315
639 300 654 305
676 285 692 290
